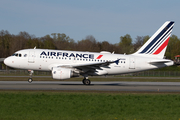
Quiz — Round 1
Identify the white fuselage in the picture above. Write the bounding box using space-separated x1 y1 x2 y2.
4 49 174 75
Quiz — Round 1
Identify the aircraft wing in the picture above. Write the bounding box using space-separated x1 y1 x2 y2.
57 59 120 71
73 59 120 73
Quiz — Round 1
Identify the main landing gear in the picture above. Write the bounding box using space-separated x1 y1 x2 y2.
82 76 91 85
28 70 34 83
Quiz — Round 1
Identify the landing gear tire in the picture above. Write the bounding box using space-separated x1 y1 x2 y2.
28 70 34 83
83 79 91 85
28 78 33 83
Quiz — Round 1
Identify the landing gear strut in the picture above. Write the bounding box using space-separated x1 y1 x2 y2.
82 76 91 85
28 70 34 83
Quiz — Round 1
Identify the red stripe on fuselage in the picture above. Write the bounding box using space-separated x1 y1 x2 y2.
153 37 170 55
96 55 103 59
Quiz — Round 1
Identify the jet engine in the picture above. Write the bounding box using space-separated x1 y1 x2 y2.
52 67 79 80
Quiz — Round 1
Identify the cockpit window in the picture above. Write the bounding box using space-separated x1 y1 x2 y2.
12 53 23 57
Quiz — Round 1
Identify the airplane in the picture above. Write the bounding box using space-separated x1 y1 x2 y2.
4 21 175 85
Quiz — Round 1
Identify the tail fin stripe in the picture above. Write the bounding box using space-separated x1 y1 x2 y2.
149 31 171 54
140 22 174 53
146 27 173 54
153 37 170 54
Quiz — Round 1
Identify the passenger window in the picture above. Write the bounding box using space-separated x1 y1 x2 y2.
24 54 27 57
19 54 22 57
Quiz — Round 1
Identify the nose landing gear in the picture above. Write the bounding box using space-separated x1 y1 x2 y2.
28 78 33 83
28 70 34 83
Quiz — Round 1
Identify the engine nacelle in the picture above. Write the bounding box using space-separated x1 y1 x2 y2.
52 67 79 80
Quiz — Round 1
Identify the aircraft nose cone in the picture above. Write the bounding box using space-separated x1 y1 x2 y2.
4 57 11 66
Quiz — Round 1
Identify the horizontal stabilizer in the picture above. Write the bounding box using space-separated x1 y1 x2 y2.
148 59 173 64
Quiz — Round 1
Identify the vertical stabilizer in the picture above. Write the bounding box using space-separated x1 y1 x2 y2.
133 21 174 58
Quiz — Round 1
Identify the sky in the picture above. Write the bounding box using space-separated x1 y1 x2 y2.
0 0 180 44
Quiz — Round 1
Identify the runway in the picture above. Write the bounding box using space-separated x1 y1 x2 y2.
0 81 180 92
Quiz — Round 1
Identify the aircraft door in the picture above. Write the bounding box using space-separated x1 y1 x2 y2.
129 58 135 69
28 51 35 63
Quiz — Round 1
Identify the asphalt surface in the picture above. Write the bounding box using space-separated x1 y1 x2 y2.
0 81 180 92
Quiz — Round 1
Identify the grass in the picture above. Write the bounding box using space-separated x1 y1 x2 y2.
154 65 180 71
0 91 180 120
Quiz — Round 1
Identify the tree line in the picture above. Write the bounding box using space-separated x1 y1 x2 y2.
0 30 180 59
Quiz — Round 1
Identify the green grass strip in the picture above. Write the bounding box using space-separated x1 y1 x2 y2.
0 91 180 120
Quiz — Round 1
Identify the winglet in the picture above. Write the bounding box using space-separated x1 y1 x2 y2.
114 59 120 65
